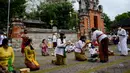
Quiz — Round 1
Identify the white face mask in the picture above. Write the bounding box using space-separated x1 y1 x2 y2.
118 27 121 30
8 43 12 46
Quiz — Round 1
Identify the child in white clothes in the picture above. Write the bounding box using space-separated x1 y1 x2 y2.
88 43 99 62
65 42 75 53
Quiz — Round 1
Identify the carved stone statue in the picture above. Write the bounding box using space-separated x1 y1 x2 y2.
79 0 90 13
98 5 103 12
78 0 103 15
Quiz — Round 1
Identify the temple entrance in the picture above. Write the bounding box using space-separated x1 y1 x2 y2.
78 0 104 38
94 16 98 28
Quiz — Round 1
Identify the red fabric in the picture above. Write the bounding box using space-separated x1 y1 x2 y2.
21 37 29 53
25 61 40 71
42 46 47 52
97 34 103 39
92 41 99 46
41 43 48 53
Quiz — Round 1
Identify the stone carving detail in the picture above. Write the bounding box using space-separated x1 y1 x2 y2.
98 5 103 12
79 0 102 12
96 0 99 5
79 0 90 13
101 13 104 19
94 3 97 10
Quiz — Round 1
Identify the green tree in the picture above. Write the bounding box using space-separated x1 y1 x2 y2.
10 0 26 17
0 0 26 30
103 13 112 32
46 0 67 2
25 10 39 20
115 12 130 22
37 2 75 29
69 11 79 30
111 11 130 28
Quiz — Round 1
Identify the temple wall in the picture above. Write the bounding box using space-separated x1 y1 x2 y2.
12 28 78 50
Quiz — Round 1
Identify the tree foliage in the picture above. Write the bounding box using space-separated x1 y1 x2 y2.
115 12 130 22
35 2 77 29
103 13 112 32
0 0 26 30
25 10 39 20
10 0 26 17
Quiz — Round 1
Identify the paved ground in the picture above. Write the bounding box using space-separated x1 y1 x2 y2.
14 45 130 73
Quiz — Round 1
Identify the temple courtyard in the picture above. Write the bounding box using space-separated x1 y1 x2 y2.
14 45 130 73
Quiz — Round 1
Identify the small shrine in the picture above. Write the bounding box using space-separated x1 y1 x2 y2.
11 17 25 38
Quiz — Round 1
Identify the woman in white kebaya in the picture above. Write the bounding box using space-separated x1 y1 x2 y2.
52 33 67 65
74 36 88 61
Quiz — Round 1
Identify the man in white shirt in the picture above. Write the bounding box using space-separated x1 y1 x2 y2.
51 33 57 56
52 33 57 48
117 27 128 56
91 28 109 63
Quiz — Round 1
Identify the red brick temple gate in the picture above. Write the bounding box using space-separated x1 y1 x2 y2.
78 0 105 39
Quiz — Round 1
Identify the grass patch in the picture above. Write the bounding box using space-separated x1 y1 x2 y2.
24 45 130 73
124 70 130 73
31 56 130 73
78 56 130 73
31 61 89 73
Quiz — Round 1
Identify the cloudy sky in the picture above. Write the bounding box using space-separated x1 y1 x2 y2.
73 0 130 20
27 0 130 21
100 0 130 20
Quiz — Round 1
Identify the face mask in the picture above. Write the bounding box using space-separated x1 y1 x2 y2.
8 43 12 46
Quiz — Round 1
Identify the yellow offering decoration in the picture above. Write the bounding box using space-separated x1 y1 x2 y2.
86 40 90 43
